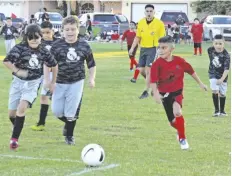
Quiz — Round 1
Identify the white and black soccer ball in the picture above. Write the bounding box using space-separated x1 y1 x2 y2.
81 144 105 167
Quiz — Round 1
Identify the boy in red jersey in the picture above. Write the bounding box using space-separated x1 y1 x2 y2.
150 36 207 150
121 21 141 83
191 18 203 56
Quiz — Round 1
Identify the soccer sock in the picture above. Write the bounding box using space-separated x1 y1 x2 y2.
199 47 202 54
170 122 177 129
220 96 226 112
194 48 197 55
130 59 133 70
132 58 138 66
66 120 77 136
58 116 67 123
174 116 186 139
12 116 25 139
133 68 140 80
212 93 219 112
9 117 15 125
38 104 49 125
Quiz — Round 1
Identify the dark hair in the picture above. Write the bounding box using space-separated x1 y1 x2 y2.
87 14 90 19
62 16 79 28
145 4 154 9
23 24 42 43
214 34 224 40
130 21 136 25
194 18 199 21
167 24 171 28
158 36 174 43
31 14 34 18
41 21 53 29
43 8 47 11
6 17 12 20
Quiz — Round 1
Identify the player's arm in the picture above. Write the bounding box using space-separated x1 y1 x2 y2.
86 48 96 88
0 25 6 35
182 59 207 91
150 61 162 104
218 52 230 84
159 21 166 38
120 32 126 50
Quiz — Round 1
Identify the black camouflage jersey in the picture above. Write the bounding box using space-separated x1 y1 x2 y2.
208 46 230 82
41 38 58 52
50 38 96 84
0 25 18 40
3 42 57 81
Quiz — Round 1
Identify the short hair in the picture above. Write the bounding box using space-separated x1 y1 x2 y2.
41 21 53 29
145 4 154 10
130 21 136 25
31 14 34 18
6 17 12 20
62 16 79 28
43 8 47 11
214 34 224 40
158 36 174 44
23 24 42 43
194 18 199 21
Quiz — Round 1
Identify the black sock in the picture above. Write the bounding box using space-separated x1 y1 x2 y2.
12 116 25 139
212 93 219 112
9 117 15 125
66 120 76 137
58 116 67 123
38 104 49 125
220 96 226 112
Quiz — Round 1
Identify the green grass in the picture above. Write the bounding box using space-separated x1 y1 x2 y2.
0 40 231 176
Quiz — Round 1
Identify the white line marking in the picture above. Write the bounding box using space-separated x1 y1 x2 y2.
0 154 81 163
67 164 120 176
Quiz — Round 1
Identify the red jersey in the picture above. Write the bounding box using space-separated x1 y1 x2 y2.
150 56 195 93
191 24 203 43
121 30 136 46
111 33 120 40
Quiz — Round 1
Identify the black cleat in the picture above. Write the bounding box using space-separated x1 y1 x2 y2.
139 90 149 99
130 78 136 83
212 111 220 117
65 136 75 145
220 111 228 116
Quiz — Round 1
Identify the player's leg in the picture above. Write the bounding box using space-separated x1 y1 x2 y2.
127 45 134 71
63 79 84 145
10 39 16 50
5 40 11 54
130 46 140 83
194 43 197 55
198 43 202 56
210 79 220 116
219 82 228 116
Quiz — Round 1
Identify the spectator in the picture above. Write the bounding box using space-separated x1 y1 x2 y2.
167 24 174 37
175 14 185 26
41 8 49 22
30 14 37 24
111 30 120 42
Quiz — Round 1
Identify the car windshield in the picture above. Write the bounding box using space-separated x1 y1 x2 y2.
39 13 62 21
213 17 231 24
94 15 117 22
161 12 189 22
12 18 23 22
116 15 128 23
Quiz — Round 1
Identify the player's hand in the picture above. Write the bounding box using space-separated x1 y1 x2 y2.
128 48 134 56
89 79 95 88
216 79 223 85
49 83 56 93
153 92 163 104
199 83 207 91
15 69 28 78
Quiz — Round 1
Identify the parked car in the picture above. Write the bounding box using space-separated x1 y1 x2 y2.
155 10 190 34
34 12 63 31
79 12 129 35
0 13 6 31
202 15 231 41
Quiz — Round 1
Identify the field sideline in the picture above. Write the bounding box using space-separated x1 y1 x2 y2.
0 41 231 176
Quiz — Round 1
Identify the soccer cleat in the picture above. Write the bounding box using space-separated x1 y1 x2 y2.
65 136 75 145
220 111 228 116
31 124 45 131
63 124 67 136
130 78 136 83
139 90 149 99
129 69 133 72
212 111 220 117
179 138 189 150
10 138 18 150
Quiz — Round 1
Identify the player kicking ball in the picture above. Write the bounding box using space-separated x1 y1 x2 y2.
150 36 207 150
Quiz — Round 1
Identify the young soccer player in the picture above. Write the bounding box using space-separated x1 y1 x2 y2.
121 21 141 83
191 18 203 56
3 24 58 150
50 16 96 145
0 17 18 54
31 21 58 131
208 34 230 117
150 36 207 150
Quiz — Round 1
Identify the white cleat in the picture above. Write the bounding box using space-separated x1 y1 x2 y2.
179 139 189 150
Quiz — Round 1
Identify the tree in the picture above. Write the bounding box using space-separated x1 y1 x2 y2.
192 0 231 15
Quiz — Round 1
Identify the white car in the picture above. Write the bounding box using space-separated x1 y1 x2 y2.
203 15 231 41
34 12 63 31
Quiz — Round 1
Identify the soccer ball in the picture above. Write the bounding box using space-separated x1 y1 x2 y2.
81 144 105 167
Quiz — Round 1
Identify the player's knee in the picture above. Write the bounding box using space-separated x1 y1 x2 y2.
219 93 226 97
174 111 182 117
41 95 49 104
212 90 219 94
8 111 16 118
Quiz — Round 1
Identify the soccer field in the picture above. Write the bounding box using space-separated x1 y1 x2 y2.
0 40 231 176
